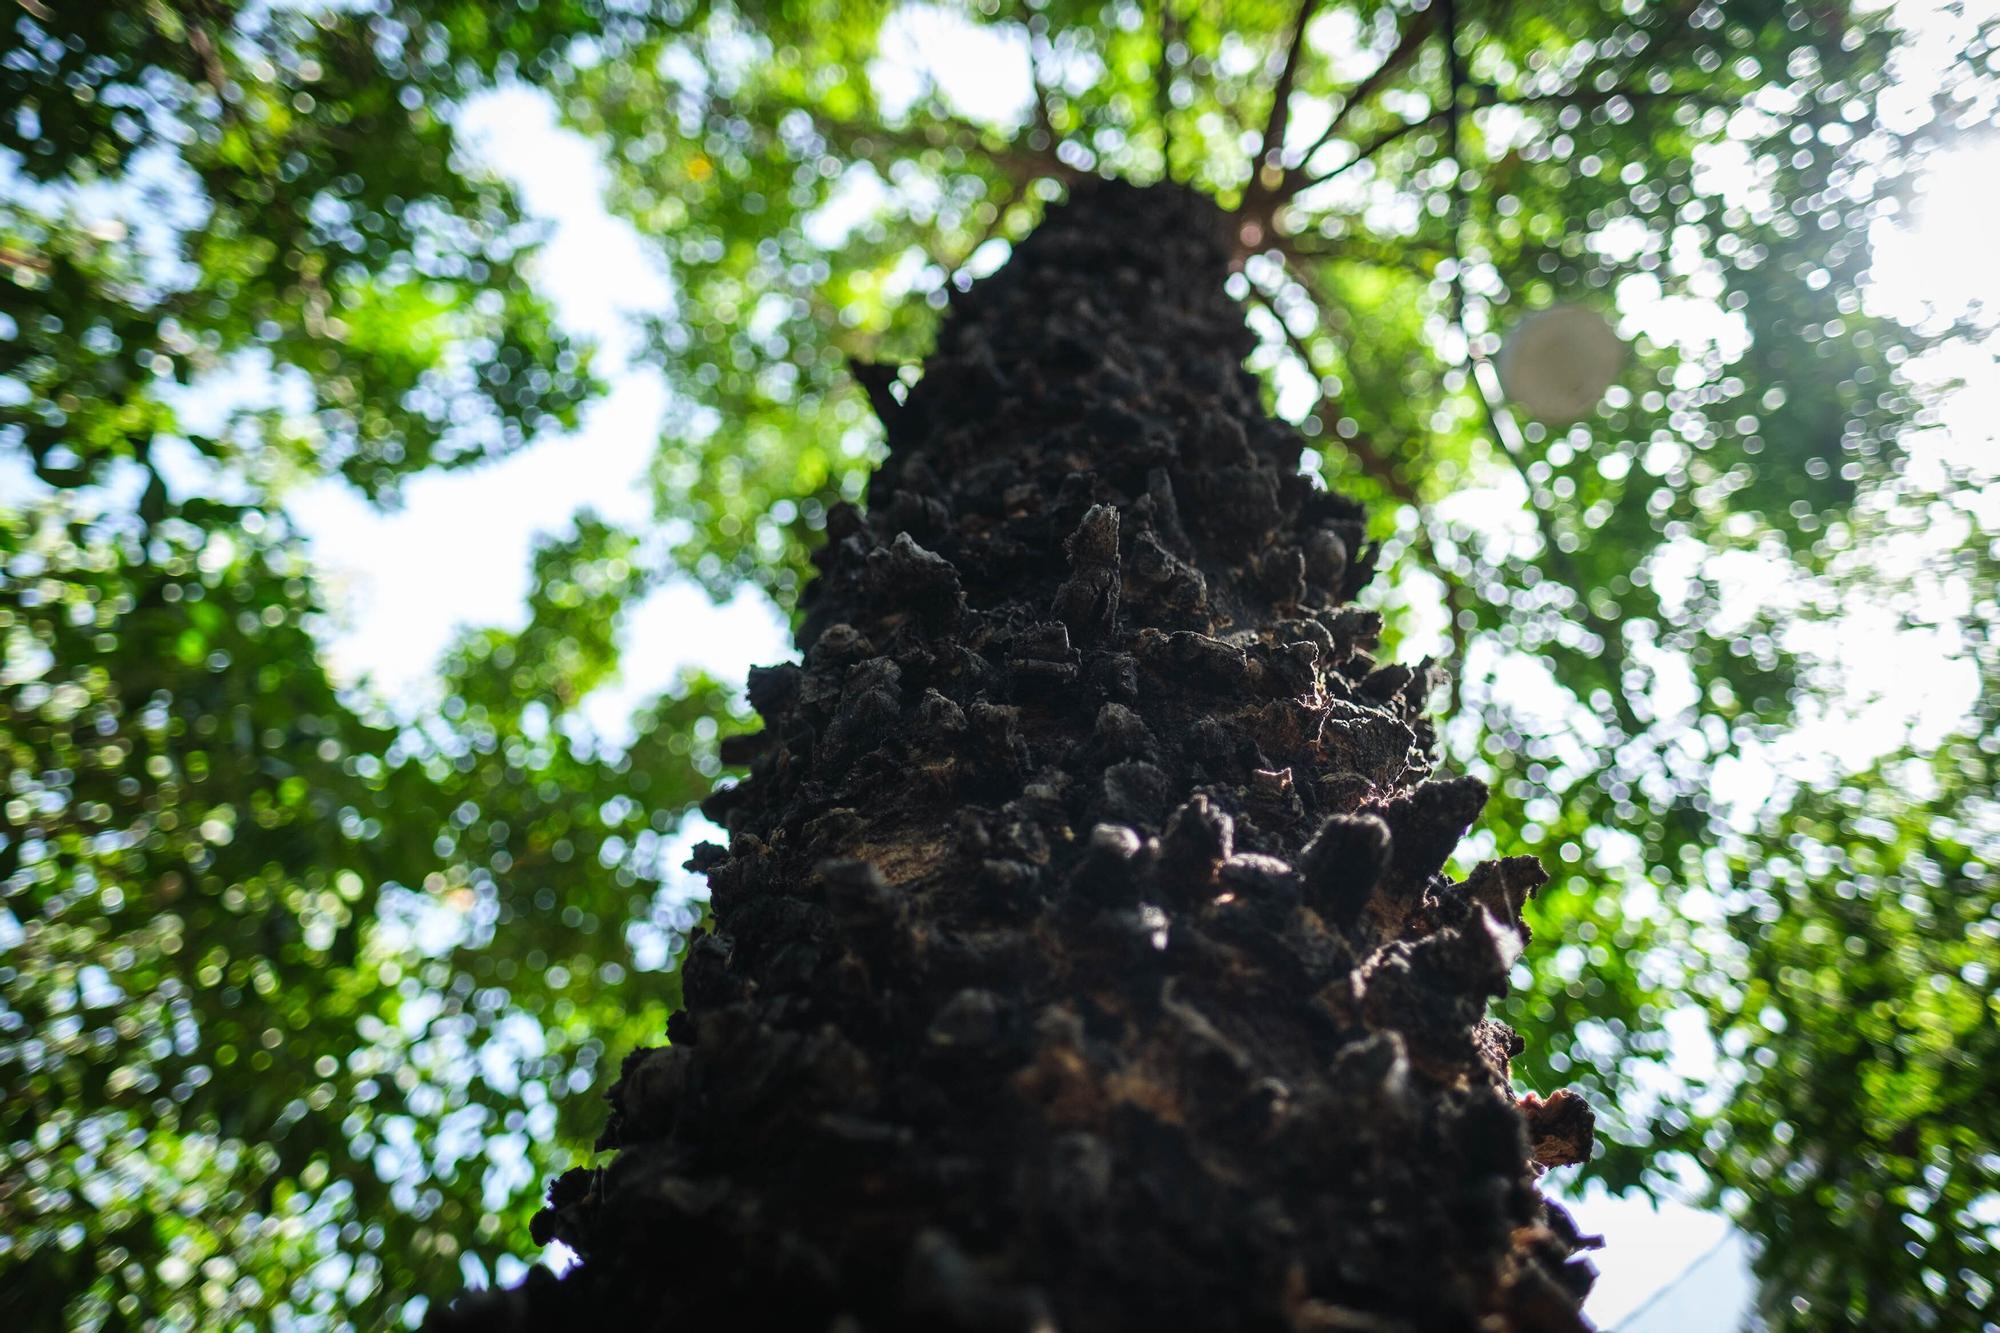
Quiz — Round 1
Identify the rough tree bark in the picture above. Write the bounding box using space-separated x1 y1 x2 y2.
444 180 1599 1331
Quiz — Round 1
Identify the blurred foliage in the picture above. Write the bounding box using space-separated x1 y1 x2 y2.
2 1 743 1327
4 0 1999 1328
0 499 743 1328
2 0 604 500
1695 470 2000 1327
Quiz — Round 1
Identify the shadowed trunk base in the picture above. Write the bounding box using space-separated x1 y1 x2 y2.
437 179 1600 1332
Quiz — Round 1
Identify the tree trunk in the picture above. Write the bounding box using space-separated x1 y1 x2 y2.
448 180 1599 1331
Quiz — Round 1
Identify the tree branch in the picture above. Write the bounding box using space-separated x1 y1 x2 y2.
185 17 232 97
1278 85 1712 204
1283 6 1436 180
808 108 1081 187
1247 280 1418 513
1257 0 1321 175
1460 349 1643 732
1280 233 1439 278
1440 1 1639 731
1282 110 1446 200
1027 25 1060 148
1156 0 1178 178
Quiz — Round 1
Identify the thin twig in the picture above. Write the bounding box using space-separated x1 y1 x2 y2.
1156 0 1178 178
1433 3 1643 730
1442 0 1467 327
1287 111 1447 196
1611 1230 1744 1328
1280 233 1439 278
1464 342 1640 729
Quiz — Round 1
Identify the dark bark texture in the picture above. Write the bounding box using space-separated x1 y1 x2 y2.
447 180 1599 1331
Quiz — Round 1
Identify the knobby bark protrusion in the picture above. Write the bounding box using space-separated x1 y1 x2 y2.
440 179 1599 1332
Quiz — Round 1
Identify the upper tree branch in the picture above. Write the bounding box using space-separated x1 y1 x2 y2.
1256 0 1322 177
1442 0 1467 330
1277 85 1711 205
1284 7 1437 179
